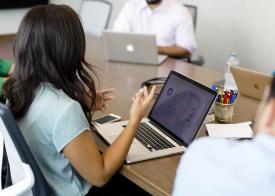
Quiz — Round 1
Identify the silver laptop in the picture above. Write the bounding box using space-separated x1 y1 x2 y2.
96 71 217 163
102 31 167 65
231 66 272 100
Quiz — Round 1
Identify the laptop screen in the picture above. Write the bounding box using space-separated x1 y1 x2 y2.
149 71 217 146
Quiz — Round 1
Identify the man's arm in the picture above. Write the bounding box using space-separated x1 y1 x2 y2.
158 45 191 58
170 6 197 59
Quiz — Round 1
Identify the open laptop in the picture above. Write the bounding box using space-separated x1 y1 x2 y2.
231 66 272 100
96 71 217 163
102 31 168 65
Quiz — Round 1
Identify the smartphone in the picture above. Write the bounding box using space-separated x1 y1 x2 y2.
94 114 121 125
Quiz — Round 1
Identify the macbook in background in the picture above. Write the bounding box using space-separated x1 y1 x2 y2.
96 71 217 163
231 66 272 100
102 31 167 65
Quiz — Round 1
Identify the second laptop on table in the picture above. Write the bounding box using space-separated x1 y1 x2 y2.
102 31 167 65
231 66 273 100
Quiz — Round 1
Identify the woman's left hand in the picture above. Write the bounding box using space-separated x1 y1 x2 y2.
95 88 115 112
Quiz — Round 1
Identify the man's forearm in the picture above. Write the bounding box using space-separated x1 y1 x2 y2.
158 45 191 58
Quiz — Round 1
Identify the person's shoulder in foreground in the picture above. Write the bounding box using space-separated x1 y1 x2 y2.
173 76 275 196
173 134 275 196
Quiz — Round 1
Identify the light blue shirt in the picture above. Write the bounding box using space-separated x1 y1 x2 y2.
18 84 91 196
173 133 275 196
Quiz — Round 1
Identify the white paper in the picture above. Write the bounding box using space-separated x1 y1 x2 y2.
206 122 253 138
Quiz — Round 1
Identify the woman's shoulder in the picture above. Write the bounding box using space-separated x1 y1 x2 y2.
33 83 81 113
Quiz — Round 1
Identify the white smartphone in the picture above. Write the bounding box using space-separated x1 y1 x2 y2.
94 114 121 125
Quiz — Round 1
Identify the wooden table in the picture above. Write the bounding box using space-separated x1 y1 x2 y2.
84 35 260 196
0 34 260 196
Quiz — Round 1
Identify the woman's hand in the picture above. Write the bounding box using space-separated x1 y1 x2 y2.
95 88 115 112
129 86 156 123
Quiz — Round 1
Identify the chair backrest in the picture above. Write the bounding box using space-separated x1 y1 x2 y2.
184 4 197 31
79 0 112 37
0 104 51 195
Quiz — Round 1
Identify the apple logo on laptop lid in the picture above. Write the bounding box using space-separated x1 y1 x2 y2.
126 44 134 52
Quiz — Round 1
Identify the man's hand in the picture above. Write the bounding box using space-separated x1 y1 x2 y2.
158 45 191 58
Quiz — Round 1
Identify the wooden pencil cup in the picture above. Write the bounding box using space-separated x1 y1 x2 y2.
214 102 234 123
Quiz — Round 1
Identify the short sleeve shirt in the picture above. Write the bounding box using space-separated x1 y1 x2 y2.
113 0 197 53
173 133 275 196
18 83 91 196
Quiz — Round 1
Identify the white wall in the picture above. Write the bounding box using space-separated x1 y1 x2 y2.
0 8 29 35
0 0 82 35
1 0 274 73
0 0 122 35
182 0 275 74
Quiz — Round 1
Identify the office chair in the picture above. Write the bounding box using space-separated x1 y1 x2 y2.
0 103 51 195
183 4 205 66
79 0 112 37
184 4 198 31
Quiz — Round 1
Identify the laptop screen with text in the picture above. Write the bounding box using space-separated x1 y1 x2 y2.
149 71 216 146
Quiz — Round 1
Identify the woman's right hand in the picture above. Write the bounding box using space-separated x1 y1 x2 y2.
129 86 156 124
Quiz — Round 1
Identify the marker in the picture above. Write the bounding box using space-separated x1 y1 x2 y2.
223 91 228 104
231 94 235 104
228 92 232 104
229 92 233 104
221 93 224 104
217 93 221 103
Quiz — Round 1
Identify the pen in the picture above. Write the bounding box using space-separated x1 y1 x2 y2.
223 91 228 104
221 93 224 104
231 93 235 104
211 84 238 104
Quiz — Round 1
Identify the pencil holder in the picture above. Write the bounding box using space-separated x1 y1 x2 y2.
214 102 234 123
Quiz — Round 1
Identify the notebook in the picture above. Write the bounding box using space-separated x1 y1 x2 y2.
206 122 253 139
96 71 217 163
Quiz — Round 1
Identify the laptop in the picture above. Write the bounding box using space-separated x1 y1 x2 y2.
102 31 167 65
96 71 217 163
231 66 272 100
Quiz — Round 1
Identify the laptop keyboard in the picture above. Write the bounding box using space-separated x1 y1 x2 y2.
135 122 175 152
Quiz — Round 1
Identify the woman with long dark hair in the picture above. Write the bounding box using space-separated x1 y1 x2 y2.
3 4 155 195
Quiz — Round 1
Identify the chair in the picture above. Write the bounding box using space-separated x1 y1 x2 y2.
184 4 198 31
0 104 51 195
183 4 205 66
79 0 112 37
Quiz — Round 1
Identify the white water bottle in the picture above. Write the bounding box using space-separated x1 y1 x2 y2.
226 53 240 73
224 53 240 90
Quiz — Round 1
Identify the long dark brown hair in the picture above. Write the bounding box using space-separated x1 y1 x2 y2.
3 4 97 127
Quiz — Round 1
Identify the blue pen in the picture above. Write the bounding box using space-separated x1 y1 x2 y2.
211 84 217 91
233 91 238 104
231 93 235 104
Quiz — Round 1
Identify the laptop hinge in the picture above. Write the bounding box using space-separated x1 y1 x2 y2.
148 120 185 146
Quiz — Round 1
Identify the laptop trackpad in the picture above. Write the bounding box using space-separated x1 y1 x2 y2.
107 134 152 153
